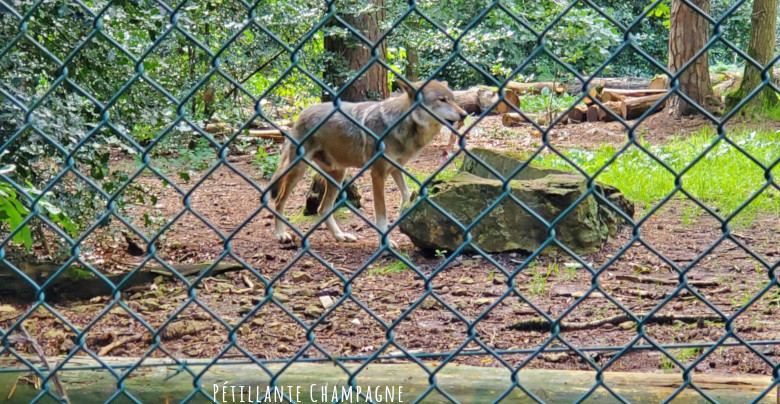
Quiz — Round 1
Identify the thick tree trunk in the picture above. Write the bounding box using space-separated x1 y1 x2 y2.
725 0 779 111
667 0 719 116
323 0 388 102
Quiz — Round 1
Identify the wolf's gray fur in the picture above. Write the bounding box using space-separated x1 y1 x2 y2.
269 80 467 246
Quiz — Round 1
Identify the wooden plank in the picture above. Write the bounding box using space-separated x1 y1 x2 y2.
0 357 774 403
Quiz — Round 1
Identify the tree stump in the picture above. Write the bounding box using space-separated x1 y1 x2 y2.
304 174 362 216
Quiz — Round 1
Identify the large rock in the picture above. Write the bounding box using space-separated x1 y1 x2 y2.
398 148 634 254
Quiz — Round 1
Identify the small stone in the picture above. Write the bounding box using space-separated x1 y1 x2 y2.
305 305 323 318
492 275 507 285
277 344 289 353
440 286 450 294
451 288 468 296
571 291 586 298
251 318 265 326
421 298 438 310
602 323 614 330
59 339 76 353
618 321 635 330
319 295 334 309
474 298 492 306
351 318 361 326
274 292 289 303
458 277 474 285
542 352 568 362
291 271 313 283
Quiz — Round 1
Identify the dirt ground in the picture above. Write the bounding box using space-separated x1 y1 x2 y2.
2 113 779 382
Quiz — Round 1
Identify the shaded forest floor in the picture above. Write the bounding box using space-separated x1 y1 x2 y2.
2 113 779 380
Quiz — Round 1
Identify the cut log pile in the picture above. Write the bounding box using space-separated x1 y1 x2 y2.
567 88 668 123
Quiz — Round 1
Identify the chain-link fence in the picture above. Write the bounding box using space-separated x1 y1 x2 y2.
1 0 779 402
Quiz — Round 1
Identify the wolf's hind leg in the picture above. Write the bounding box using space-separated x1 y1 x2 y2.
272 159 306 243
319 167 357 243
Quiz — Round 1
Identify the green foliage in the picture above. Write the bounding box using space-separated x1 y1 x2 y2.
0 179 32 249
515 93 579 115
252 142 280 180
534 129 780 226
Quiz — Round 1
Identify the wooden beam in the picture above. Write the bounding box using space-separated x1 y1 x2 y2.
0 357 775 403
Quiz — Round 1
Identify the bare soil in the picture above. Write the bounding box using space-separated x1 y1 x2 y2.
2 113 779 380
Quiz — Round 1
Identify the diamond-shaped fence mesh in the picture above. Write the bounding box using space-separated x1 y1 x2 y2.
1 0 779 402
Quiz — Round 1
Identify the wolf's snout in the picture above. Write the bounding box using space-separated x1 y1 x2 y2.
459 111 468 120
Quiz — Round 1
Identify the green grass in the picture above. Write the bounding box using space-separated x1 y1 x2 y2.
405 158 463 192
533 128 780 226
368 254 411 275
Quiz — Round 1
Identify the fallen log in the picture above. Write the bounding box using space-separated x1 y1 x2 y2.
570 77 653 93
246 129 285 142
453 86 502 115
568 104 589 122
0 262 245 302
600 89 667 102
506 81 568 95
510 312 723 332
502 112 544 126
1 357 774 404
597 101 623 122
620 93 667 120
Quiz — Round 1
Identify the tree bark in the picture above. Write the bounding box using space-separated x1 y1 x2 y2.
323 0 388 102
725 0 779 111
667 0 719 116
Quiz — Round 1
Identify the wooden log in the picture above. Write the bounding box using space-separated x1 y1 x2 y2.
502 112 546 126
649 75 669 90
620 93 667 120
569 77 653 93
0 262 244 302
586 105 600 122
597 101 623 122
0 357 775 403
246 129 284 142
600 89 667 102
583 87 600 105
506 81 568 95
568 104 589 122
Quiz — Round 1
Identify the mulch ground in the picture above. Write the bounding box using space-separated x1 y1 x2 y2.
2 113 779 379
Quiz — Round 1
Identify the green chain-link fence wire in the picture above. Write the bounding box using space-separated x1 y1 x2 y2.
1 0 779 402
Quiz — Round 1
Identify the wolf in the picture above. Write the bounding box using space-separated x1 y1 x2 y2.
269 80 467 246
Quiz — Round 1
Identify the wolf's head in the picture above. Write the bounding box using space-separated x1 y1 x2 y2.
397 80 467 128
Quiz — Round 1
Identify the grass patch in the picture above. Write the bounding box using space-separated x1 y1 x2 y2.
533 128 780 226
405 158 463 191
368 255 411 275
289 206 351 224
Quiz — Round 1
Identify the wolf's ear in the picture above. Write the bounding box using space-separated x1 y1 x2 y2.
395 79 416 98
440 80 449 87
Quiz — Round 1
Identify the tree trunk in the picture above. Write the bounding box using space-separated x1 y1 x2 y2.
323 0 388 102
667 0 719 116
725 0 779 111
